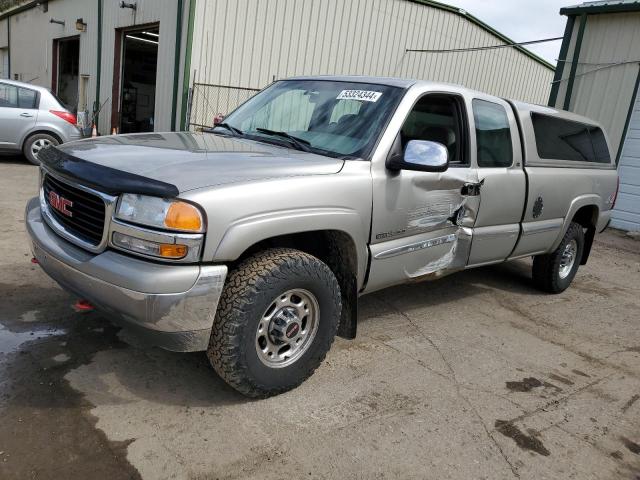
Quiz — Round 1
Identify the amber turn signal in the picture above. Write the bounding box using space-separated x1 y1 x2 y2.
159 244 188 258
164 201 203 231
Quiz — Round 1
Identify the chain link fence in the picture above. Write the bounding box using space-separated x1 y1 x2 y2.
187 83 261 131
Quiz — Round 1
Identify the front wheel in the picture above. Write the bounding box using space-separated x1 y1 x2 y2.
532 221 584 293
207 248 341 398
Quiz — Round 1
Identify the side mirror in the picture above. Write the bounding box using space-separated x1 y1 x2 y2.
386 140 449 172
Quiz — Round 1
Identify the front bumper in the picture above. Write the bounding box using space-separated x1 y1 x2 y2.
25 197 227 352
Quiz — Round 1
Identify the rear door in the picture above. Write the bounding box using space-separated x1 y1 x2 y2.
466 96 526 266
0 83 38 150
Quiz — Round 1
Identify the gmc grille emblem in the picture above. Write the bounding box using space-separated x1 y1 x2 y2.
48 191 73 217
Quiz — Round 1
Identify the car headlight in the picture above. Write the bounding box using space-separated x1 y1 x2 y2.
115 194 204 232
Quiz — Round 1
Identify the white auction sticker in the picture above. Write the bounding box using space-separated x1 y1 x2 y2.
336 90 382 102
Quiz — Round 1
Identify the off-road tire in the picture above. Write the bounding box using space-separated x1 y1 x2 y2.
207 248 341 398
23 133 59 165
532 221 584 294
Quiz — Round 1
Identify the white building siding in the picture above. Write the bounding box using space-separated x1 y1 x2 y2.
551 12 640 156
612 82 640 231
0 18 7 48
189 0 554 104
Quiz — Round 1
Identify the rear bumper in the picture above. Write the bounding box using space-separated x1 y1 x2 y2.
25 197 227 351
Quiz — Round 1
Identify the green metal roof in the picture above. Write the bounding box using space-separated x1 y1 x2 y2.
560 0 640 16
408 0 555 71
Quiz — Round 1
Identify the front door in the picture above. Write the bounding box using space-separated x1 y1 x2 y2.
365 92 480 293
0 82 38 151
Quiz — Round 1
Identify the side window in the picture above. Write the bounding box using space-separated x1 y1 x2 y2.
0 83 18 108
472 99 513 168
401 94 467 166
18 88 38 109
531 113 611 164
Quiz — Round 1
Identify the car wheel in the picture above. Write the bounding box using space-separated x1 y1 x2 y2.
207 248 341 398
23 133 59 165
532 221 584 294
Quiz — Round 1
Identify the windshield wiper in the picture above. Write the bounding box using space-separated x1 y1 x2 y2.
209 122 244 136
255 128 312 152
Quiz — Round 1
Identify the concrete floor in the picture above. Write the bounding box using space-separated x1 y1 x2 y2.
1 157 639 480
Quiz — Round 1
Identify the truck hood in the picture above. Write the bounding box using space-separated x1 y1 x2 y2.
46 132 345 195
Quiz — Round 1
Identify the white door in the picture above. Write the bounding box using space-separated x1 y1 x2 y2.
612 81 640 231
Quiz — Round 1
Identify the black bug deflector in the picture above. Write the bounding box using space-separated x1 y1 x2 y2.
39 147 180 198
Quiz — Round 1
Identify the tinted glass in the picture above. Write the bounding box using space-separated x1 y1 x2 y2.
473 99 513 168
0 83 18 108
531 113 610 163
401 95 466 165
218 80 404 159
18 88 38 109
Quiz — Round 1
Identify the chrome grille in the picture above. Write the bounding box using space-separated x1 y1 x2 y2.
42 174 106 246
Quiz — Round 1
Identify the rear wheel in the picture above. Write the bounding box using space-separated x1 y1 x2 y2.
23 133 59 165
532 221 584 293
207 248 341 398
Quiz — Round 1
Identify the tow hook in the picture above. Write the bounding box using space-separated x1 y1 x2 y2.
30 257 39 264
73 299 95 313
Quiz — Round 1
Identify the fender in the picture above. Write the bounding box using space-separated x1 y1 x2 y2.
549 194 601 252
212 207 369 289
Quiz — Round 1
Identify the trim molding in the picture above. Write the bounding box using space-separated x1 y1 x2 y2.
374 234 457 260
171 0 184 131
548 15 575 107
179 0 196 131
563 13 587 111
616 65 640 165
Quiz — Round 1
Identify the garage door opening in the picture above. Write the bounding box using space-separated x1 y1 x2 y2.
119 27 159 133
53 37 80 110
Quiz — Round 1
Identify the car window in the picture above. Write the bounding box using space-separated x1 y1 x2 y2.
472 99 513 168
401 94 467 166
0 83 18 108
18 88 38 109
221 80 404 159
531 113 611 164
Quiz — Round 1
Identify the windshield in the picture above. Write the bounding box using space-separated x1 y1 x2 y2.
212 80 404 159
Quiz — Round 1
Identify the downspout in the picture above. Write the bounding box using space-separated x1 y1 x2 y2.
563 13 587 111
7 16 10 78
548 15 575 107
171 0 184 131
94 0 103 131
180 0 196 131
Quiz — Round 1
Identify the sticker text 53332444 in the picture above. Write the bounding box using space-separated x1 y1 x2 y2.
336 90 382 102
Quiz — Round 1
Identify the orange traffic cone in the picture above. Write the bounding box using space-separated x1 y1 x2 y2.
111 127 117 135
91 123 98 137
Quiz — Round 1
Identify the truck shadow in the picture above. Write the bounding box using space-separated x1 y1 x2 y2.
1 258 539 410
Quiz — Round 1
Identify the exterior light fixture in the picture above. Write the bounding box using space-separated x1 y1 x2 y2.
75 18 87 32
120 1 137 10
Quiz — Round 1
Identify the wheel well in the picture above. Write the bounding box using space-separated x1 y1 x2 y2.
234 230 359 339
22 130 63 150
571 205 598 265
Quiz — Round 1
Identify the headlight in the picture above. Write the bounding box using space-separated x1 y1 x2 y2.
115 194 204 232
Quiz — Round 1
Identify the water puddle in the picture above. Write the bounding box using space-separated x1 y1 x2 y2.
0 323 66 355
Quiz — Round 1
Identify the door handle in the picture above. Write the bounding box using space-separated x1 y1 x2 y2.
19 113 34 118
461 179 484 196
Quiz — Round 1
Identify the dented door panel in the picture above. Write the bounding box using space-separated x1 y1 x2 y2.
365 167 479 293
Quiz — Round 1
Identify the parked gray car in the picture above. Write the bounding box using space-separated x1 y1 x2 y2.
25 76 619 397
0 79 83 165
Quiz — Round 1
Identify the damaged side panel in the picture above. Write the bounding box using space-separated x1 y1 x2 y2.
366 170 480 294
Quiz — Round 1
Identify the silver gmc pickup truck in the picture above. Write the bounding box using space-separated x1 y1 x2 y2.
26 76 619 397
